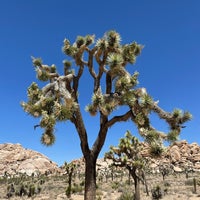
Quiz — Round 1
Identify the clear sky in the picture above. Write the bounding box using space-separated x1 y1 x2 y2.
0 0 200 166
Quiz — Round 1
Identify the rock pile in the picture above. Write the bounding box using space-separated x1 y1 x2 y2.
146 140 200 172
70 140 200 174
0 143 60 176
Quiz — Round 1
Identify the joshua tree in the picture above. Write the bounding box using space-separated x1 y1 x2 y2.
64 162 76 198
105 130 149 200
21 30 191 200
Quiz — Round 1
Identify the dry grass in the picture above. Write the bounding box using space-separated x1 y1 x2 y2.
1 172 200 199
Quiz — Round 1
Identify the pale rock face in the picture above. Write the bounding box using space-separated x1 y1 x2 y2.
0 143 60 176
173 166 182 172
170 146 181 162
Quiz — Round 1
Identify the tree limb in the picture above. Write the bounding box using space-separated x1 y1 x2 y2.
106 110 132 128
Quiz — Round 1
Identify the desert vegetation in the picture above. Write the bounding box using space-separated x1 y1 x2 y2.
1 163 200 200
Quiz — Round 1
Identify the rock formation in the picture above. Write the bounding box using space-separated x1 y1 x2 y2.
1 140 200 177
0 143 60 176
144 140 200 173
69 140 200 174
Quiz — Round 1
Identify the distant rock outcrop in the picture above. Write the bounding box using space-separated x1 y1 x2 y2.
70 140 200 174
0 143 60 176
1 140 200 177
143 140 200 173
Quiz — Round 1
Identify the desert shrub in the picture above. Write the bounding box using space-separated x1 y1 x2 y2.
118 190 134 200
6 183 15 198
151 185 162 200
96 190 103 199
70 183 83 194
111 181 120 190
15 183 28 196
65 186 71 197
80 180 85 186
163 181 170 187
39 178 45 185
96 196 102 200
28 184 35 197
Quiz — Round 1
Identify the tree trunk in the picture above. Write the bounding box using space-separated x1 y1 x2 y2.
84 154 97 200
131 172 140 200
67 171 73 198
134 178 140 200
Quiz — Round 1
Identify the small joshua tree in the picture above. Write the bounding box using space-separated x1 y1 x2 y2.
64 162 76 198
21 30 191 200
105 130 149 200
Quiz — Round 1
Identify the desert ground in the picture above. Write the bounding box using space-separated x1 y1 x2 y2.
1 170 200 200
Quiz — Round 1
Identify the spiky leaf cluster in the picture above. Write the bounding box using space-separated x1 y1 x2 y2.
107 53 124 69
95 38 108 50
140 94 153 107
36 67 49 81
62 39 78 57
86 88 119 116
149 143 164 158
168 109 192 130
63 161 77 175
135 112 150 128
167 129 179 143
41 128 55 146
105 30 121 48
115 71 139 92
145 130 160 144
122 42 142 64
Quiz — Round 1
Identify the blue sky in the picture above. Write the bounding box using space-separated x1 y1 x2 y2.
0 0 200 166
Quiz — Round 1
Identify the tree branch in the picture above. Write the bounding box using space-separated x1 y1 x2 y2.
87 48 97 79
106 110 132 128
73 64 84 98
151 102 172 120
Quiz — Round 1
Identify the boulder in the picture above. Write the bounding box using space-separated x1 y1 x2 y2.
0 143 60 176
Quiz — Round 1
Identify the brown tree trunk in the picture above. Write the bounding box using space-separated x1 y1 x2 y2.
131 172 140 200
84 154 97 200
134 178 140 200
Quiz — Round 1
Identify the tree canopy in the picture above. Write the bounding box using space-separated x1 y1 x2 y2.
21 30 192 200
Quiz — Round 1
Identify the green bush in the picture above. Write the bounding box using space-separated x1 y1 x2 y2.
151 185 162 200
111 181 120 190
118 190 134 200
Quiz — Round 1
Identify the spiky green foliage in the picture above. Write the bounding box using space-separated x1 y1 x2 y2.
62 39 77 57
122 42 142 64
85 34 95 46
167 130 179 143
105 131 146 170
106 30 121 48
32 57 42 67
63 60 72 68
41 128 55 146
145 130 160 144
107 53 124 69
95 38 108 50
149 143 164 157
167 109 192 131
